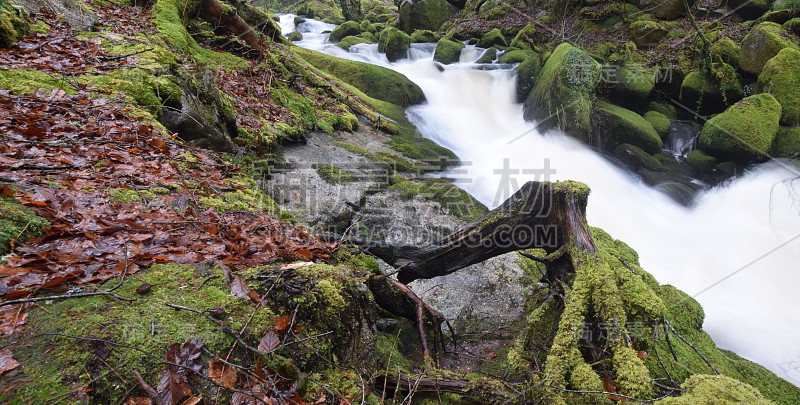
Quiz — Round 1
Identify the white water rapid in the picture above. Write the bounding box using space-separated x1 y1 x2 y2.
279 15 800 384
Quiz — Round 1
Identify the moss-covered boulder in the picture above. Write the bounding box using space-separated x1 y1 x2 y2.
628 20 667 48
335 35 370 50
433 36 465 64
611 64 656 106
740 22 800 75
592 101 663 153
509 23 542 51
729 0 774 20
629 0 685 19
658 374 772 404
287 30 303 41
328 20 361 43
698 93 782 162
523 43 601 142
649 101 678 119
497 49 530 63
476 28 507 48
514 53 543 102
644 110 671 139
757 47 800 125
0 0 31 48
614 143 663 171
786 17 800 35
679 63 743 114
359 19 377 34
294 47 424 107
377 26 411 62
771 125 800 157
476 46 497 63
410 29 437 43
711 37 741 68
398 0 457 33
686 150 718 173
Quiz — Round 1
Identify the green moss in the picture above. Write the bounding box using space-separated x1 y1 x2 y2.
514 53 542 102
0 0 31 48
711 37 741 68
329 20 361 43
509 23 540 51
378 26 410 62
432 36 464 64
698 93 782 162
658 375 771 404
758 47 800 126
628 20 667 48
476 28 507 48
594 101 662 154
644 110 671 139
740 21 800 75
315 164 356 184
0 68 75 94
388 177 488 222
648 101 678 119
294 47 424 107
497 49 530 64
410 29 437 43
151 0 247 70
81 69 182 118
679 63 742 114
525 43 601 142
287 30 303 41
107 188 143 204
771 126 800 157
0 195 50 256
476 46 497 63
335 35 370 50
29 20 50 35
685 150 717 172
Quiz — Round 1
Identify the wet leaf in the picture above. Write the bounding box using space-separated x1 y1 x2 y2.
125 397 154 405
0 348 21 376
273 314 292 332
209 358 237 389
136 283 154 294
258 331 280 354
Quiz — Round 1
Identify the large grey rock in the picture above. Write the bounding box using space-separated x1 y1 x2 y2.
13 0 97 30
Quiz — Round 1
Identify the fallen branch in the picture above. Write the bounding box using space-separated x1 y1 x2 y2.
665 320 720 375
0 289 135 308
376 372 522 402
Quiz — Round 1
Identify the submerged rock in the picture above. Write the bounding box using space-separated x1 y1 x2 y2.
378 26 411 62
328 20 361 43
592 101 663 154
433 36 465 64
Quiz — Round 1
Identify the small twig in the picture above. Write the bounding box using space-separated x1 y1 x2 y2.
0 289 135 308
400 371 424 405
104 47 154 61
653 325 677 386
663 321 678 361
195 274 220 292
617 256 638 275
164 303 260 354
665 320 720 375
381 329 402 405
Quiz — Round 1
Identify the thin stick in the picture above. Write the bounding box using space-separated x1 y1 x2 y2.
665 320 720 375
652 325 677 386
0 289 135 308
164 303 260 354
546 384 675 402
617 256 638 275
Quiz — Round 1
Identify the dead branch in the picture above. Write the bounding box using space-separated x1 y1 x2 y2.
665 320 720 375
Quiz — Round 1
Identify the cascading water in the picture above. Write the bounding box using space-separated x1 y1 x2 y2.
279 14 800 385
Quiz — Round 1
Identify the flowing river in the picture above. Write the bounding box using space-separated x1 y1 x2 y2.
279 15 800 384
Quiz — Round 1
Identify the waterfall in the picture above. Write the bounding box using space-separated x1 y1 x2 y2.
279 14 800 385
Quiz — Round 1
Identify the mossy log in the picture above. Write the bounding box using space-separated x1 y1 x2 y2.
359 181 596 284
198 0 274 58
375 372 518 402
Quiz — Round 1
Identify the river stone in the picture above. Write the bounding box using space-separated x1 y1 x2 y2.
476 28 507 48
698 93 782 163
771 126 800 157
523 43 601 143
410 29 438 43
510 23 543 51
287 31 303 41
786 18 800 35
378 26 411 62
592 101 662 154
757 47 800 125
679 63 742 115
433 37 465 64
644 111 671 139
398 0 458 33
685 150 717 173
328 20 361 43
514 52 543 102
476 47 497 63
740 22 800 75
614 143 663 171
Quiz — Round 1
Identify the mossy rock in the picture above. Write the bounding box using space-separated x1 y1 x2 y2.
294 16 306 25
593 101 663 153
613 143 663 171
740 21 800 75
388 177 488 222
476 46 497 63
771 125 800 157
710 37 742 68
523 43 601 142
685 150 718 173
0 0 31 48
644 110 671 139
335 35 370 50
514 52 542 102
287 30 303 41
410 29 437 43
476 28 507 48
328 20 361 43
698 93 782 162
785 17 800 35
679 63 743 115
294 47 424 107
627 20 667 48
0 195 50 256
612 64 656 105
433 36 465 64
377 26 411 62
359 19 377 34
759 8 794 24
648 101 678 119
398 0 457 33
757 47 800 125
509 23 541 51
658 375 772 404
629 0 684 19
729 0 775 20
496 49 529 64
